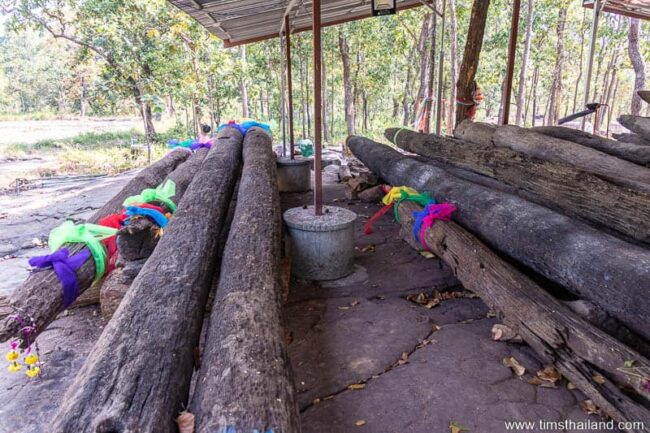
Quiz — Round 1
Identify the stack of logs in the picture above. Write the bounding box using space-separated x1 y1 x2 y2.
348 119 650 431
2 126 299 433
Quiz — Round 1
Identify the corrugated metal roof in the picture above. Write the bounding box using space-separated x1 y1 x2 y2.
583 0 650 20
168 0 425 47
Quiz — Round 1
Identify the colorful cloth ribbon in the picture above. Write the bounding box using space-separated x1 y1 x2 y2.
29 248 91 308
218 120 272 138
364 186 434 234
48 221 118 281
123 179 177 213
218 120 247 135
125 206 169 228
190 141 212 151
413 203 457 251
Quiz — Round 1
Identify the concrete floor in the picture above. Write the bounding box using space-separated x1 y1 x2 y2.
282 171 611 433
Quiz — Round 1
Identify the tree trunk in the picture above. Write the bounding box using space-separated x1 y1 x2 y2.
192 127 300 433
322 59 330 143
492 124 650 192
455 0 491 125
402 44 416 126
240 46 250 118
388 126 650 243
117 148 209 261
547 4 568 126
79 76 86 118
447 0 458 129
0 150 190 343
515 0 534 126
50 127 244 433
533 125 650 166
347 135 650 342
423 8 437 133
299 54 306 139
305 55 312 138
132 83 156 138
413 14 432 123
572 9 588 115
530 65 539 126
393 200 650 428
339 31 356 136
628 18 647 116
619 115 650 142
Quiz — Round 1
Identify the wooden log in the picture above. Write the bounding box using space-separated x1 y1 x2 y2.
117 147 209 261
452 119 496 146
619 115 650 142
395 200 650 429
533 125 650 166
192 127 300 433
347 135 650 343
639 90 650 105
385 128 650 243
491 124 650 193
0 150 189 343
613 132 650 146
50 126 243 433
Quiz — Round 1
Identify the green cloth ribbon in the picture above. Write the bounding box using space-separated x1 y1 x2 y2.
48 221 118 280
391 128 412 146
123 179 177 213
394 190 435 222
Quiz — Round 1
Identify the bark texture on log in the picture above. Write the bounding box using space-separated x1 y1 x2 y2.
347 135 650 343
395 200 650 429
386 128 650 243
192 127 300 433
50 127 243 433
619 115 650 142
453 119 496 146
492 124 650 193
533 125 650 166
117 148 208 261
613 132 650 146
0 150 189 343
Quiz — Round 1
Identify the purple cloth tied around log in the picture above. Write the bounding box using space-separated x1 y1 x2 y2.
190 141 212 151
29 248 92 308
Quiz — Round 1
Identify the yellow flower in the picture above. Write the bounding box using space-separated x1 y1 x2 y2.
7 363 22 373
5 351 19 362
24 354 38 365
25 366 40 378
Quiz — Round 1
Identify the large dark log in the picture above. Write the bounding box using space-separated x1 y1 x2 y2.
533 125 650 166
347 135 650 343
492 124 650 192
50 127 243 433
395 200 650 429
386 128 650 243
453 119 496 146
192 127 300 433
0 150 189 343
619 115 650 142
117 148 208 261
613 132 650 146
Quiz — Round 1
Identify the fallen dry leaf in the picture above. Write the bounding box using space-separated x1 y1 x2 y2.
176 411 195 433
579 400 605 417
361 245 375 253
449 421 468 433
420 251 435 259
567 382 576 390
537 366 561 384
406 292 441 309
338 306 350 310
491 324 522 343
593 374 606 385
503 357 526 376
348 383 366 390
350 300 360 307
354 420 367 426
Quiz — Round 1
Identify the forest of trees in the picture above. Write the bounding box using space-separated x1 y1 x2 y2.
0 0 648 143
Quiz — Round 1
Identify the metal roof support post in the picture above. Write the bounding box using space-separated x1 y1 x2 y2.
582 0 603 130
501 0 521 125
285 15 296 160
435 0 447 134
313 0 323 216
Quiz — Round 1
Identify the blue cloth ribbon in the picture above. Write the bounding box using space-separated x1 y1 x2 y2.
125 206 169 228
412 205 433 243
29 248 91 308
190 141 212 151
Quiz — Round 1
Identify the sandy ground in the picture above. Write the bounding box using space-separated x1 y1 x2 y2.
0 118 140 146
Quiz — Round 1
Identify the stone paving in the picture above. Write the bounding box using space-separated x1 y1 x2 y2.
282 172 612 433
0 168 614 433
